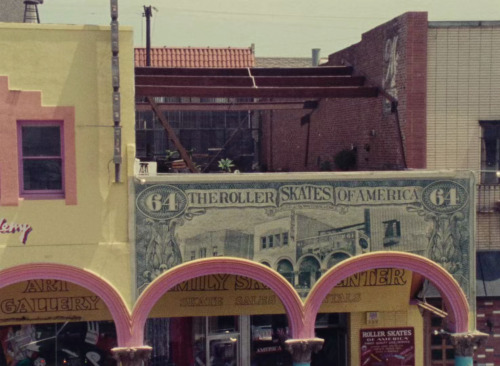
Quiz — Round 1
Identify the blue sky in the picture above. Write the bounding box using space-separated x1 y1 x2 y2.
42 0 500 57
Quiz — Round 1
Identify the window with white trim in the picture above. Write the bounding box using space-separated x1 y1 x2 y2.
480 121 500 184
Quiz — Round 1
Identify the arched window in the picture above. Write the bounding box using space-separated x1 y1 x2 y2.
326 252 350 268
298 257 321 289
277 259 294 285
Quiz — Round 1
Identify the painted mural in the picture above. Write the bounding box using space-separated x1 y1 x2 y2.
134 172 474 302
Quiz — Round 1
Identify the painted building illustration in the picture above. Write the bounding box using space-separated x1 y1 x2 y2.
184 230 254 261
252 211 371 293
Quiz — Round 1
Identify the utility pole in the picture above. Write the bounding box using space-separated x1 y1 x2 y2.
110 0 122 182
143 6 153 67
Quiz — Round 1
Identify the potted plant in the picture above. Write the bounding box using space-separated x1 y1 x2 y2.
218 158 235 173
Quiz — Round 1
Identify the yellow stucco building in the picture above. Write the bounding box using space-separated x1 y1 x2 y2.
0 23 135 308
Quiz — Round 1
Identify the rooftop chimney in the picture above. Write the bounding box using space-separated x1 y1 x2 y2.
312 48 321 66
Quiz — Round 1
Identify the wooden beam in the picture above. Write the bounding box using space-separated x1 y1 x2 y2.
135 75 365 87
135 100 319 111
136 67 250 77
255 76 364 87
251 66 353 76
135 66 354 77
136 86 379 98
147 97 199 173
136 76 254 87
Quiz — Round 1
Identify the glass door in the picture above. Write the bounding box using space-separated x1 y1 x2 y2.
207 333 240 366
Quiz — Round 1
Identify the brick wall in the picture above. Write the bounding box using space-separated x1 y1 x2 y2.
426 24 500 171
475 298 500 364
260 12 428 172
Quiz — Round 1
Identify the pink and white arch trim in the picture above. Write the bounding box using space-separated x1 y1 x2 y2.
132 252 469 344
0 252 470 347
0 263 131 345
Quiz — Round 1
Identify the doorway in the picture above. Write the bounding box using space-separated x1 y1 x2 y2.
146 313 348 366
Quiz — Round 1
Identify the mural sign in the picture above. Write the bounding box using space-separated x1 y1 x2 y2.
0 280 112 325
134 171 475 311
360 327 415 365
150 269 412 318
319 268 412 313
150 275 286 318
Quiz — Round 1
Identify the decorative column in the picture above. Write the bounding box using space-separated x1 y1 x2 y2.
449 331 488 366
112 346 153 366
293 271 299 287
284 338 324 366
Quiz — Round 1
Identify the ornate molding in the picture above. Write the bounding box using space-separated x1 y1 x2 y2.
284 338 324 363
112 346 153 366
449 331 489 357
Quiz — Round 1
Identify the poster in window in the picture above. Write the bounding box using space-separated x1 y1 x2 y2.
360 327 414 366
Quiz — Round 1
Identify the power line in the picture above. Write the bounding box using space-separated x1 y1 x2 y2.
164 7 388 21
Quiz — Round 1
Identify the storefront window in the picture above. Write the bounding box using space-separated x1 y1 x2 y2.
146 314 348 366
425 300 454 366
0 321 117 366
250 315 290 366
312 314 348 366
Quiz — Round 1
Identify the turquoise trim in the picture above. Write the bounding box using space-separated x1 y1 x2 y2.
292 363 310 366
454 356 472 366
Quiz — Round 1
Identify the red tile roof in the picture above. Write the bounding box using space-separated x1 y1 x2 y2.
134 47 255 68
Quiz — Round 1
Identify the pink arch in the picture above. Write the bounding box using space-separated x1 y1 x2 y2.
132 258 304 345
302 252 470 338
0 263 132 345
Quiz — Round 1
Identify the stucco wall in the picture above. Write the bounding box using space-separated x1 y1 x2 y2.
0 23 136 306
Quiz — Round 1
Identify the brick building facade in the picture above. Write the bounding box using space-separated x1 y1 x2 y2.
260 12 428 172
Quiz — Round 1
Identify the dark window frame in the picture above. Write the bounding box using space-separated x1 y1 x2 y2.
479 120 500 184
18 121 65 199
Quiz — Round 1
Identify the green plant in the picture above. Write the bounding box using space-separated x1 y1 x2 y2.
319 160 333 171
165 149 179 160
165 148 196 160
218 158 235 173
